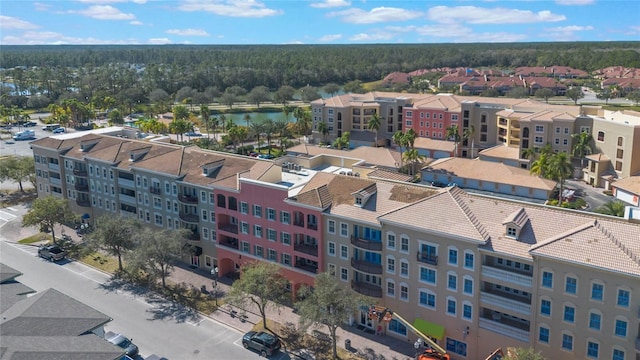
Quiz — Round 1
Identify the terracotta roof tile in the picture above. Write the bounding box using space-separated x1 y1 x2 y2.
612 176 640 195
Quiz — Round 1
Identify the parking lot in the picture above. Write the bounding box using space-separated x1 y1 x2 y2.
1 113 56 157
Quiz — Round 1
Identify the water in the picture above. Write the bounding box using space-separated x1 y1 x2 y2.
215 111 293 125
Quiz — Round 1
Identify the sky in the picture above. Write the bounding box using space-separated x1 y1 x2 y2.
1 0 639 45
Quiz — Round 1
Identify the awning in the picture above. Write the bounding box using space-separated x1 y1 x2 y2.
81 213 91 219
413 318 445 340
193 246 203 256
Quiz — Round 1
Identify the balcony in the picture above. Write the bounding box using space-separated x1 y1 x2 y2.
73 168 87 177
48 162 60 171
76 198 91 207
635 337 640 352
74 183 89 192
478 318 529 343
119 193 137 205
417 251 438 266
293 219 304 228
218 223 239 234
218 237 239 250
351 258 382 275
351 281 382 298
179 212 200 223
178 194 198 204
294 243 318 257
150 187 162 195
481 265 532 288
294 261 318 274
187 232 200 241
480 291 532 316
307 223 318 231
49 177 61 186
350 235 382 251
117 177 135 188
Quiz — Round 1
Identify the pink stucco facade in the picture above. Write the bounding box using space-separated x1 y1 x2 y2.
214 179 323 295
404 108 461 141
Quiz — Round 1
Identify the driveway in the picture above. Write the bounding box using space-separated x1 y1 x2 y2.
565 178 613 211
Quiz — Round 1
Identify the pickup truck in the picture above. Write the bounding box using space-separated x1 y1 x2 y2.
105 331 139 358
37 244 66 262
242 331 281 357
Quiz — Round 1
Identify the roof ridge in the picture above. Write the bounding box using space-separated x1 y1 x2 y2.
593 219 640 267
530 220 597 251
448 187 491 242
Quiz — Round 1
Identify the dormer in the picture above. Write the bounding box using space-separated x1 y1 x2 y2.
501 207 529 240
79 139 99 152
128 148 150 162
202 159 225 177
351 183 376 208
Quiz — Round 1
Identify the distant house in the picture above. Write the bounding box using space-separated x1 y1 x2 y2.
612 176 640 207
514 66 588 79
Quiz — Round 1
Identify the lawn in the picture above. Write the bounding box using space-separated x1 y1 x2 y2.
79 252 120 274
18 232 50 244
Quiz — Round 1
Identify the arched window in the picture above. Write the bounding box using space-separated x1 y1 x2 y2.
597 131 605 142
522 127 529 138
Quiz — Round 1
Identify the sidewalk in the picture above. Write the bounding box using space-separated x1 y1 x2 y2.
168 263 416 360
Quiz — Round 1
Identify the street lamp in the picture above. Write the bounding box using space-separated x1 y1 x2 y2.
414 338 423 357
210 265 219 287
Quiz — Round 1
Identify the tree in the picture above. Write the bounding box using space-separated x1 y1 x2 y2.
0 156 35 192
85 214 139 272
627 90 640 105
294 108 311 136
504 347 547 360
273 85 295 105
169 118 191 142
323 83 340 97
367 113 381 146
128 227 190 288
22 196 75 244
108 108 124 125
243 113 251 128
299 85 321 102
445 125 461 157
548 152 573 204
226 262 290 330
534 88 554 103
296 272 370 360
392 131 407 169
521 147 537 162
219 91 237 109
463 125 475 158
227 125 242 151
403 148 425 176
596 87 612 104
172 105 189 121
343 80 365 94
506 87 530 99
530 152 550 177
249 118 266 145
317 121 329 143
566 87 584 104
571 131 594 168
595 200 626 217
200 105 211 137
332 131 350 150
247 86 271 108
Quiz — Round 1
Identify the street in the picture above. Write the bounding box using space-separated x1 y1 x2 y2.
0 241 289 360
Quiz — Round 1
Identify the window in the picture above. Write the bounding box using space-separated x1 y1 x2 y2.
538 326 550 343
328 264 336 276
240 202 248 214
612 349 625 360
614 319 627 337
400 236 409 253
268 249 277 261
447 272 457 291
281 253 291 266
535 125 544 132
254 225 262 238
340 245 348 259
445 338 467 357
280 232 290 245
328 242 336 256
419 290 436 309
400 261 409 277
267 208 275 220
240 221 249 234
542 271 553 288
280 211 290 224
507 226 517 237
446 298 456 315
617 136 623 146
464 251 474 269
555 127 560 134
540 299 551 316
201 209 208 221
591 282 604 301
387 233 396 249
463 277 473 295
448 248 458 265
561 333 573 351
241 241 250 253
617 289 630 307
400 284 408 301
587 341 599 358
388 319 407 336
340 267 348 281
267 229 277 241
462 302 472 320
340 223 348 237
387 281 395 297
563 305 575 323
589 312 601 330
254 245 264 258
420 267 436 284
597 131 604 142
387 257 395 273
252 204 262 218
565 276 577 294
328 220 336 234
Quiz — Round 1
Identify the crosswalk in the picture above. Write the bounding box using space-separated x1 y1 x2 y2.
0 208 18 222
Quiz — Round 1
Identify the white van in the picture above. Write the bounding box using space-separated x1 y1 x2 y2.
42 123 60 131
13 130 35 141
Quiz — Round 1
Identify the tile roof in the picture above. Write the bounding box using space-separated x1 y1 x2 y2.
612 176 640 195
286 144 402 169
478 144 521 161
412 137 455 152
366 169 414 182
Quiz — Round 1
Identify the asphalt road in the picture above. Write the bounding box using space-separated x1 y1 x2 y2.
0 240 288 360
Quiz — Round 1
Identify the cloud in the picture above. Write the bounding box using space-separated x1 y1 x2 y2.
349 32 395 41
546 25 594 40
178 0 282 18
34 2 52 11
386 24 528 43
555 0 594 5
130 20 143 25
318 34 342 42
328 6 422 24
166 28 210 36
1 30 139 45
310 0 350 9
74 5 136 20
76 0 147 3
548 25 594 32
426 5 566 24
148 37 172 44
0 15 39 30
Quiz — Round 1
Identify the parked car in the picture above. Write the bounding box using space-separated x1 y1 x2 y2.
37 244 66 262
13 130 36 141
257 154 275 159
184 131 202 137
23 121 37 127
105 331 139 358
52 127 66 134
242 331 281 357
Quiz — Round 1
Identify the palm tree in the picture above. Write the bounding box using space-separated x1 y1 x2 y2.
404 128 417 149
282 105 294 122
210 116 219 142
295 109 312 137
200 105 211 138
571 131 594 169
530 152 550 177
595 200 626 217
392 131 408 170
275 119 291 149
227 125 241 152
317 121 329 144
219 114 227 132
243 113 251 128
463 125 475 158
333 131 350 150
249 119 266 147
548 152 574 204
169 119 190 142
403 148 425 176
262 119 277 155
367 113 381 147
445 125 461 157
224 117 234 134
521 147 537 162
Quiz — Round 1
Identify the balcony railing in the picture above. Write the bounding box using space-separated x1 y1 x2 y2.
218 238 239 250
119 194 137 205
350 235 382 251
117 177 135 188
481 265 533 288
150 187 162 195
48 162 60 171
49 177 61 185
74 183 89 191
73 168 87 176
76 198 91 207
179 212 200 223
417 251 438 266
480 291 532 316
294 262 318 274
178 194 198 204
218 223 239 234
293 219 304 228
187 232 200 241
351 258 382 274
294 243 318 257
635 337 640 352
478 318 529 343
307 223 318 231
351 281 382 298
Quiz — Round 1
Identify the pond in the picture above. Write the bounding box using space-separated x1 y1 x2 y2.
215 111 293 125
